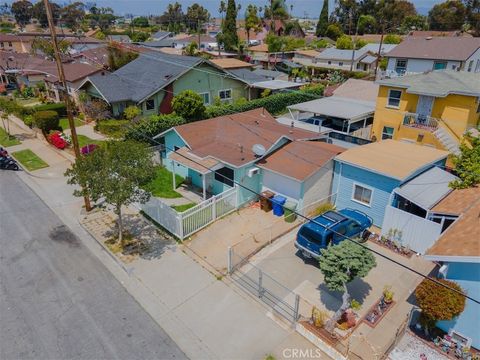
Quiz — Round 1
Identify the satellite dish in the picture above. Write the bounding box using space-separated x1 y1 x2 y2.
252 144 266 157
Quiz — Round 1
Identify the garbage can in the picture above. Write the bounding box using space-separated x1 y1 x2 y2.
260 191 275 212
272 195 287 216
284 201 297 223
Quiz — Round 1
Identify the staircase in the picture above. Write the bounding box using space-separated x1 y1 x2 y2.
433 127 461 156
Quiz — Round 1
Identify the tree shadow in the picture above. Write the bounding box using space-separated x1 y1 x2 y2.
317 278 372 312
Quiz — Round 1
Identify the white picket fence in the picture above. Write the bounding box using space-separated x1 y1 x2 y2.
140 186 239 240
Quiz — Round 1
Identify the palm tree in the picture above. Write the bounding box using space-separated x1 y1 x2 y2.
218 1 226 22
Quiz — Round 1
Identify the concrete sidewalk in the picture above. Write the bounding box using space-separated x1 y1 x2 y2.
2 118 325 359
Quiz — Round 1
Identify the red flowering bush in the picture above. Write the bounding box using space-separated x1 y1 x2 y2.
48 131 68 150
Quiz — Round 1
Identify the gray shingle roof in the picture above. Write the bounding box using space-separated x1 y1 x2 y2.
228 68 268 84
315 47 370 61
151 31 172 40
377 70 480 97
85 52 202 103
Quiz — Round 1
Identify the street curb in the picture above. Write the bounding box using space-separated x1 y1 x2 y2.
78 218 134 276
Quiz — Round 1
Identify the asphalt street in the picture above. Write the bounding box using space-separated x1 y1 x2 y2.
0 171 187 360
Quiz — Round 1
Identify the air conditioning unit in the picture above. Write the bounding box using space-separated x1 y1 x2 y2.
247 167 260 177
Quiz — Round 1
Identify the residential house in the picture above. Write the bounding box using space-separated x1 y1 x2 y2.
210 58 254 70
247 43 295 68
292 49 323 67
155 108 343 210
312 47 377 72
79 52 252 116
407 30 473 38
108 35 131 43
151 31 173 41
372 70 480 155
173 35 219 51
385 37 480 76
326 78 379 102
332 140 449 226
424 187 480 350
380 166 460 253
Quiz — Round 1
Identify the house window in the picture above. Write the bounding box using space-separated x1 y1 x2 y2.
352 184 373 206
199 92 210 105
339 61 344 66
0 42 3 48
475 59 480 73
468 60 474 72
387 89 402 108
145 99 155 110
382 126 394 140
8 42 12 47
218 89 232 101
433 61 447 70
214 166 234 187
395 59 407 74
328 60 332 65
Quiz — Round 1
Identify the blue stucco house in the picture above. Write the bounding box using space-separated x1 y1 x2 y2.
425 187 480 350
332 140 449 227
154 108 345 210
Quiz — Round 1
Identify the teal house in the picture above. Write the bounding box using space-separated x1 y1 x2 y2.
78 52 252 117
332 140 449 227
155 108 344 210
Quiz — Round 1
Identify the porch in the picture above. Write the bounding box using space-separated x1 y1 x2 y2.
402 112 439 131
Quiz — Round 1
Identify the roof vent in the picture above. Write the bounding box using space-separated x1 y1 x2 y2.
164 74 172 80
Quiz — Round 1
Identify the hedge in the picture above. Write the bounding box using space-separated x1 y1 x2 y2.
0 97 32 119
204 84 324 119
124 114 186 145
32 103 67 116
307 67 369 80
33 110 60 133
95 119 130 138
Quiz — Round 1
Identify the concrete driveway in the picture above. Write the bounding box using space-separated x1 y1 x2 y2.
239 229 436 359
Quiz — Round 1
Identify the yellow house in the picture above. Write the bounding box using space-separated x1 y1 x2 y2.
372 71 480 156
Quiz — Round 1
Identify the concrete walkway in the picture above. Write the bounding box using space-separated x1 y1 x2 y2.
64 123 106 141
1 116 325 359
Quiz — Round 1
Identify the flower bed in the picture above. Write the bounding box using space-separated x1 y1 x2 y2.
362 297 395 328
368 232 414 258
48 131 70 150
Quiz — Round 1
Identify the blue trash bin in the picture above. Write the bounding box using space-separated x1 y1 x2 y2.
272 195 287 216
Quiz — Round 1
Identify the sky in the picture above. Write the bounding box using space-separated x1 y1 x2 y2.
6 0 446 17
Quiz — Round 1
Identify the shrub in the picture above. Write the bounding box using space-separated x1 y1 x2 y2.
48 131 68 149
123 106 141 121
311 202 336 216
124 114 186 145
204 84 324 118
95 119 129 138
0 97 32 119
33 102 67 116
171 90 206 121
23 115 34 127
33 110 60 133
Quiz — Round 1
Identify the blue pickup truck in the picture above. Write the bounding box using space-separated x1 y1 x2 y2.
295 208 372 260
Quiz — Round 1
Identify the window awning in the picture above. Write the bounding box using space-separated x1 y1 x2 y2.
169 147 219 175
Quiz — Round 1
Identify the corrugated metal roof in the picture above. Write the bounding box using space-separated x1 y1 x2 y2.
288 96 375 120
395 167 458 210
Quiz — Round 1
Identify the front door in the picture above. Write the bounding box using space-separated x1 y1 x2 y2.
416 95 435 118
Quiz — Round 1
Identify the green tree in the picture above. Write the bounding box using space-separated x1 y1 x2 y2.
107 45 139 71
123 106 141 121
172 90 206 121
383 34 402 44
245 5 261 45
11 0 32 27
357 15 377 34
464 0 480 36
265 33 284 52
331 0 359 34
376 0 417 31
336 34 353 49
33 110 60 135
264 0 289 21
310 38 330 49
219 0 239 51
124 114 186 144
86 7 116 32
219 0 227 21
325 23 343 40
318 241 376 332
183 41 198 56
130 31 149 42
32 1 60 28
401 15 428 32
60 2 85 31
450 131 480 189
186 3 210 33
159 2 185 33
31 38 71 60
316 0 329 36
132 16 149 27
428 0 466 30
415 278 466 335
65 141 156 245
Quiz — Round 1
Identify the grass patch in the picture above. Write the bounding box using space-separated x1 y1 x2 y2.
12 149 48 171
171 203 196 212
16 98 41 107
143 166 184 199
0 127 21 147
59 117 83 131
77 135 103 148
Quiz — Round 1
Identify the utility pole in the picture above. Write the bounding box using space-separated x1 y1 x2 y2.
43 0 92 212
350 18 359 72
374 23 385 78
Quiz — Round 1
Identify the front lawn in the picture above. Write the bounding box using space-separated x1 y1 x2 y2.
59 117 84 131
12 149 48 171
77 135 103 148
143 166 184 198
171 203 196 212
0 127 21 147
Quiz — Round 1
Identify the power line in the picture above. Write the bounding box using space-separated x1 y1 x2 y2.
118 112 479 305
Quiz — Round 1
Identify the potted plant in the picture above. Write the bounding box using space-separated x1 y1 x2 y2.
383 285 394 304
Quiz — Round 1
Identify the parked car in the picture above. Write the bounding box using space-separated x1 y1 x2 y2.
295 208 372 260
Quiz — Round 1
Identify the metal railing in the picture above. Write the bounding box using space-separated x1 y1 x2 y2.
402 112 439 131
